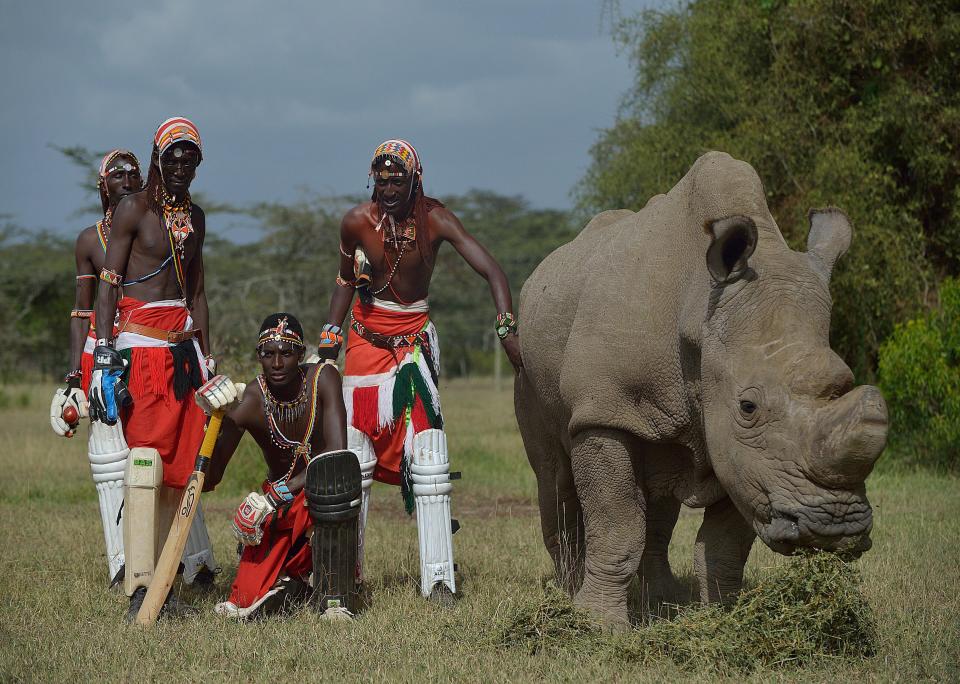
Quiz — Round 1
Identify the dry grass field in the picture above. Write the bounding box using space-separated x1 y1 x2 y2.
1 380 958 682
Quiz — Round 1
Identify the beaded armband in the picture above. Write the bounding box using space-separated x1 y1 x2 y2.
71 309 93 319
76 274 97 281
335 275 355 289
99 267 122 287
495 312 518 340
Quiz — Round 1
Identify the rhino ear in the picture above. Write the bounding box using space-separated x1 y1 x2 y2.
706 215 758 285
806 208 852 280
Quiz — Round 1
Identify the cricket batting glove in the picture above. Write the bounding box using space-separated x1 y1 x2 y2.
50 386 88 437
89 346 129 426
232 492 274 546
195 375 245 416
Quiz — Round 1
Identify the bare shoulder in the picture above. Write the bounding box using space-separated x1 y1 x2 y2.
75 223 99 250
428 204 465 238
113 191 149 226
342 202 376 234
315 362 344 394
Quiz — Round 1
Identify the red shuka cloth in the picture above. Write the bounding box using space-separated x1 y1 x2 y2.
343 300 433 485
81 297 207 489
227 489 313 608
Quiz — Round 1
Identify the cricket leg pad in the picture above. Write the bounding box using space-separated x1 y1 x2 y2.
347 426 376 583
123 447 162 596
181 501 218 585
305 449 362 615
88 419 129 581
412 429 456 597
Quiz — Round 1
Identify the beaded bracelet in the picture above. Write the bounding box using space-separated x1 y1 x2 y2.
99 267 122 287
335 275 355 289
71 309 93 319
64 369 82 383
496 312 518 340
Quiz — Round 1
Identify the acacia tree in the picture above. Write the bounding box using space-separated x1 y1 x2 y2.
581 0 960 377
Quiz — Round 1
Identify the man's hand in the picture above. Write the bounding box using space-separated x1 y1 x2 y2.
50 386 88 437
231 492 274 546
195 375 245 416
500 333 523 373
316 323 343 362
89 346 129 425
264 478 294 508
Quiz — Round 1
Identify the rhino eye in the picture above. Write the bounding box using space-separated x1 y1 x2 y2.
739 400 757 415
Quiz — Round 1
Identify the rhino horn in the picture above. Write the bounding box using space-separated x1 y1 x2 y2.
806 208 852 281
809 385 888 489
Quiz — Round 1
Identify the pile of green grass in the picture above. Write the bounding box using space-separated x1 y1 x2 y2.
498 552 877 672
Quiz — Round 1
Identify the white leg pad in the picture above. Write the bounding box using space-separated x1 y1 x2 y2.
88 419 129 581
411 429 455 596
181 502 218 583
123 447 162 596
348 426 376 582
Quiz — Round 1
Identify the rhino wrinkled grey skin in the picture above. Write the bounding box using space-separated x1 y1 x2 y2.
515 152 888 628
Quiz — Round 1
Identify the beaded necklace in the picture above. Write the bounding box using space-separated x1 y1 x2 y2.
370 214 415 300
96 208 113 253
258 365 323 479
260 368 308 423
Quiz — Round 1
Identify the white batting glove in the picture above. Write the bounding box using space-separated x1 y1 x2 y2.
50 387 88 437
231 492 275 546
195 375 244 415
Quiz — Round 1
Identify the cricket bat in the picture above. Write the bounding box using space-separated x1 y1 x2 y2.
135 410 224 626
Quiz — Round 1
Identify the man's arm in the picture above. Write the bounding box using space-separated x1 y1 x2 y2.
433 209 523 371
324 213 361 327
204 381 255 489
186 207 210 356
68 231 96 377
95 197 140 340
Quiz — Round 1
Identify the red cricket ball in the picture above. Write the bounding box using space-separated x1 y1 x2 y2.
62 405 80 425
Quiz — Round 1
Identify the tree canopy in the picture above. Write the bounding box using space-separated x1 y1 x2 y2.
580 0 960 377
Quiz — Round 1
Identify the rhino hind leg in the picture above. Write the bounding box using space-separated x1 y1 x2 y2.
570 428 645 630
636 495 684 618
515 377 584 593
693 497 756 605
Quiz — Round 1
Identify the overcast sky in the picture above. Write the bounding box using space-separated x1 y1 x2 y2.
0 0 655 238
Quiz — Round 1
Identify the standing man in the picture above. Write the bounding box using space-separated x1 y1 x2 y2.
89 117 217 620
197 313 356 620
49 149 217 588
318 139 522 602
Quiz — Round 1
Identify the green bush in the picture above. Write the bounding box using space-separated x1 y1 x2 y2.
878 277 960 470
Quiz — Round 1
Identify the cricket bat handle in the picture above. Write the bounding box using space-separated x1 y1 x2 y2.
135 410 224 626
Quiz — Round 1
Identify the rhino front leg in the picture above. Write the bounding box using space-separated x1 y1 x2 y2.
570 428 644 629
693 497 756 605
638 495 683 616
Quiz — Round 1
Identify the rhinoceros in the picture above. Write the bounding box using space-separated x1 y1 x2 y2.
514 151 888 627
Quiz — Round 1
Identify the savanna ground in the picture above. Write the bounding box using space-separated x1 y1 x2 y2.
0 380 957 682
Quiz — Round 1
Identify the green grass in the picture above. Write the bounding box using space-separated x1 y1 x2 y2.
1 380 958 682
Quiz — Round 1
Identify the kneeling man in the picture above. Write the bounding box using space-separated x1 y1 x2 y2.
199 314 360 619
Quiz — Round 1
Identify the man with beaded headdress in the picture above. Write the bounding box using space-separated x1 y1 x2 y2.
195 313 355 619
88 117 219 620
317 139 522 603
48 148 217 592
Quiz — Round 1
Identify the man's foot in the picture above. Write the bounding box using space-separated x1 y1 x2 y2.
427 584 457 607
126 587 147 623
161 591 199 619
215 576 310 621
188 566 219 592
